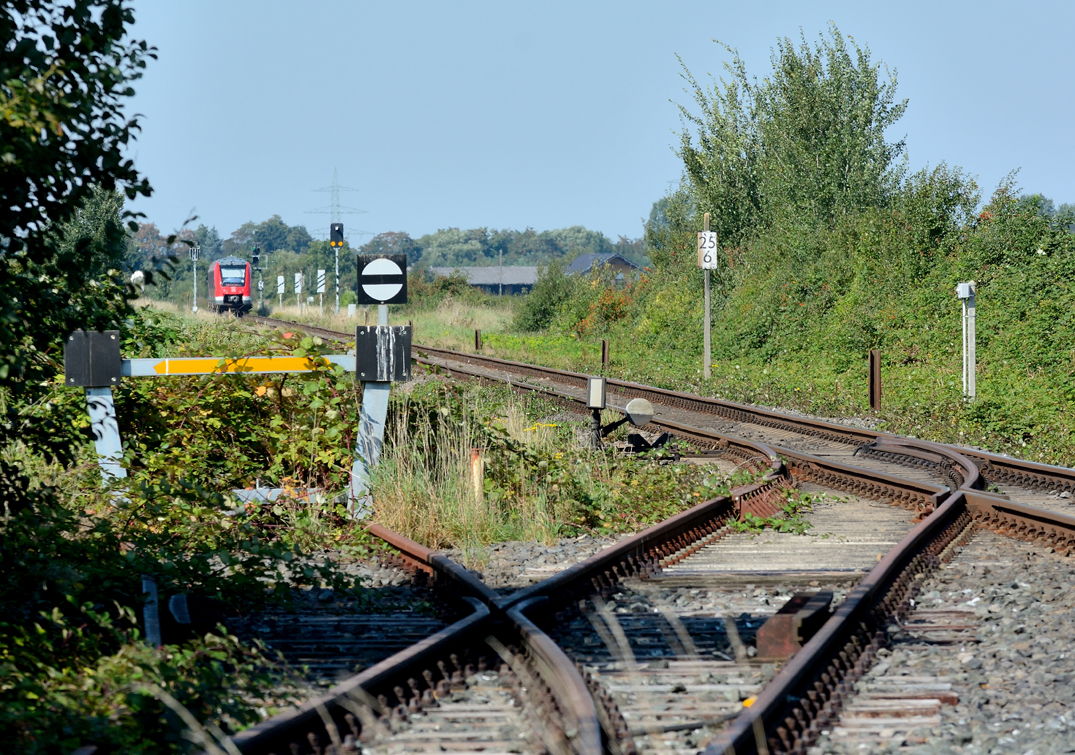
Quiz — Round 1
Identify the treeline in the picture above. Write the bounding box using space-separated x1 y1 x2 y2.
361 226 647 268
129 216 647 307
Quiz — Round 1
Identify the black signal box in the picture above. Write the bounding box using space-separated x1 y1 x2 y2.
330 223 344 247
65 330 122 388
355 325 411 382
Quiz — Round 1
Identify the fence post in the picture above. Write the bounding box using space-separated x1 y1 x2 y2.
475 329 482 352
601 339 609 368
868 349 882 411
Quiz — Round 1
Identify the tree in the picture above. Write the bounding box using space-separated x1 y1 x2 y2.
677 25 907 242
285 224 313 253
1 0 154 386
543 226 615 258
253 214 289 252
417 228 491 267
359 231 421 263
193 223 223 257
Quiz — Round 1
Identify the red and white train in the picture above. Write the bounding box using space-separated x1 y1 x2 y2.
207 257 253 314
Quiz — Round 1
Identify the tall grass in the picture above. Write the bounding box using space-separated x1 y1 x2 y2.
370 391 563 555
262 298 515 350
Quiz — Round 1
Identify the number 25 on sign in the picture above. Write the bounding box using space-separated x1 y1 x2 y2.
697 231 718 270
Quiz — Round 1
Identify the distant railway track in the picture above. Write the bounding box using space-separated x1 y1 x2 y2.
235 315 1075 755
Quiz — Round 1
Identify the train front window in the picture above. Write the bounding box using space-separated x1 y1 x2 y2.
220 266 246 286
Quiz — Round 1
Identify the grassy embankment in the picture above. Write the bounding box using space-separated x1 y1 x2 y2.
277 194 1075 471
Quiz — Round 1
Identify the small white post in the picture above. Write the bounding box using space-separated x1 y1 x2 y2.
141 575 161 646
957 281 976 401
702 213 712 379
191 245 200 313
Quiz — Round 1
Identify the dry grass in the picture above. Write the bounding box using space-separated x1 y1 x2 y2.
267 299 515 350
369 391 567 558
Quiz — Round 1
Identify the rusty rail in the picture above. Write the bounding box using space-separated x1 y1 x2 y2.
247 316 1075 753
226 596 492 755
707 490 975 754
250 316 1075 497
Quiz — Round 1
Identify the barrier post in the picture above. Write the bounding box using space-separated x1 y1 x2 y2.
868 349 882 411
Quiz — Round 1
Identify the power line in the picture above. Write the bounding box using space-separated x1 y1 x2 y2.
306 167 370 229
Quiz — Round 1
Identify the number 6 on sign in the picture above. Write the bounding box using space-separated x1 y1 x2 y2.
697 231 718 270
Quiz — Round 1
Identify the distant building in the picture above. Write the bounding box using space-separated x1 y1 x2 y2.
428 266 538 295
565 253 639 284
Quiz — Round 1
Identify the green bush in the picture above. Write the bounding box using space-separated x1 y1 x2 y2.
514 261 576 331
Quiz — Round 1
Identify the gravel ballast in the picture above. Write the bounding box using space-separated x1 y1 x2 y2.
813 531 1075 754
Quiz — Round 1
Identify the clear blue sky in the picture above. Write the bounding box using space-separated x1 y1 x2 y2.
128 0 1075 244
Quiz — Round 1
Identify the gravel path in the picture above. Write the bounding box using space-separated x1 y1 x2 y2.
812 531 1075 755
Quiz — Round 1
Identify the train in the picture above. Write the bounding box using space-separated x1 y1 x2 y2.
207 256 253 314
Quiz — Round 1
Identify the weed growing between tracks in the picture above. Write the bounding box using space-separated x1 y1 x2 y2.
729 487 819 535
370 380 746 554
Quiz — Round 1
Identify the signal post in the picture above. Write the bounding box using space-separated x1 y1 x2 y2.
330 223 344 314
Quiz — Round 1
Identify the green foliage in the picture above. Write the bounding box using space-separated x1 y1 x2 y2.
360 231 422 263
513 261 576 331
409 269 489 308
1 0 155 383
490 175 1075 466
413 225 639 269
729 488 817 535
677 25 907 244
372 381 742 550
505 27 1075 469
2 626 292 755
2 308 381 750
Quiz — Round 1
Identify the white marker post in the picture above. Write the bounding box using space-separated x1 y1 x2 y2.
697 212 717 379
277 275 284 308
317 269 326 316
294 272 302 311
957 281 976 401
190 245 200 314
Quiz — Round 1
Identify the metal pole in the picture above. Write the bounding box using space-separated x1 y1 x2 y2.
348 302 392 518
85 386 127 481
703 212 711 380
961 298 968 398
966 291 976 401
191 255 198 314
335 245 340 315
868 349 881 411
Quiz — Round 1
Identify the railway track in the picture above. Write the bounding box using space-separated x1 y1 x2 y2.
227 316 1075 755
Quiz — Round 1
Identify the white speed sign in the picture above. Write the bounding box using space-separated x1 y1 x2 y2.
697 231 718 270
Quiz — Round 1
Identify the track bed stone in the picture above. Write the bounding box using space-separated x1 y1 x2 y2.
812 531 1075 755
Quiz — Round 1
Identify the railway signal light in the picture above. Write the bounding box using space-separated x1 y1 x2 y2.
252 247 261 266
330 223 344 247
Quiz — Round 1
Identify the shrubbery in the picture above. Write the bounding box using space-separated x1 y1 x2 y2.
503 27 1075 466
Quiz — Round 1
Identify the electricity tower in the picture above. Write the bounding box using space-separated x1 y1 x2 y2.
306 169 372 313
